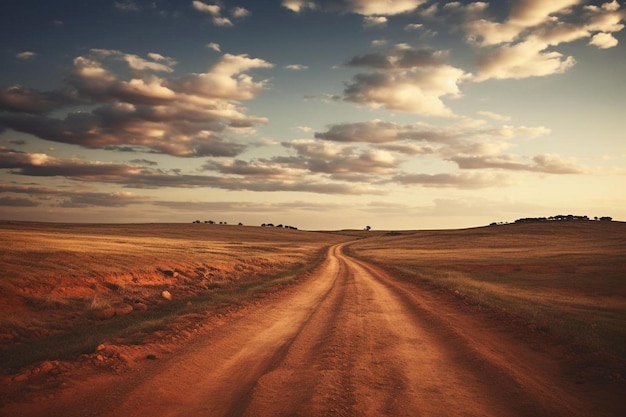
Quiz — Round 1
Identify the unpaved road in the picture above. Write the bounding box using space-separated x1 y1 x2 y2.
3 243 623 417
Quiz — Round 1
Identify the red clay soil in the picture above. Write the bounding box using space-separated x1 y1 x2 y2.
1 243 624 417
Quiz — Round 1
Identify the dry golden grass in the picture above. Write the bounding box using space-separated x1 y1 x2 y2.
347 221 626 358
0 221 348 372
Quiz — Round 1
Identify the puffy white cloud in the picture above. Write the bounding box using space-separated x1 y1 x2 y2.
231 7 250 18
282 0 426 16
343 46 468 116
192 1 242 27
589 32 619 48
16 51 37 60
174 54 273 100
474 38 577 81
191 1 220 14
446 0 625 80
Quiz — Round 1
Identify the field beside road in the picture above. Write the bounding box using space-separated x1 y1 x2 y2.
0 221 348 373
347 221 626 361
1 220 624 417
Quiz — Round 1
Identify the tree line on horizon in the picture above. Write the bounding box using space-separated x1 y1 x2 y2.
490 214 613 226
192 219 298 230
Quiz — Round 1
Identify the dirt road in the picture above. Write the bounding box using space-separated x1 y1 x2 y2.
3 243 622 417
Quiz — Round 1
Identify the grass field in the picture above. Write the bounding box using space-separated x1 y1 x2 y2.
347 221 626 360
0 221 348 372
1 220 624 375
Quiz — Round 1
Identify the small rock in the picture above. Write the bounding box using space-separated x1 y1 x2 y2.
146 354 158 360
161 290 172 301
93 307 116 320
38 361 54 373
96 344 106 352
13 373 29 382
115 303 134 316
96 355 104 362
133 302 148 311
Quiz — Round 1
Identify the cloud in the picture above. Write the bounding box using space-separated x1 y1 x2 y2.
282 0 317 13
231 7 250 18
58 191 149 208
315 119 549 146
281 139 399 175
364 16 387 28
0 184 148 208
285 64 309 70
449 154 585 174
90 48 176 72
0 196 39 207
343 45 468 116
191 1 220 14
0 86 77 114
477 110 511 122
405 23 422 30
174 53 273 99
392 172 509 189
474 39 576 81
206 42 221 52
443 0 625 80
192 1 233 26
192 2 250 26
114 1 140 12
589 32 619 48
0 50 273 157
0 147 382 195
16 51 37 60
282 0 426 16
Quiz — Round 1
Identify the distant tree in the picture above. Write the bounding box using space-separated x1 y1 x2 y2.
600 216 613 222
364 225 371 231
238 222 243 226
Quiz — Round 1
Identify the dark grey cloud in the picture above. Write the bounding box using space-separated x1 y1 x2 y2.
0 148 381 194
450 154 585 174
0 50 271 157
346 48 448 69
0 196 39 207
392 172 509 189
0 184 147 208
0 86 78 114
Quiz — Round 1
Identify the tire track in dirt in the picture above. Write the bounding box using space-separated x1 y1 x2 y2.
3 242 621 417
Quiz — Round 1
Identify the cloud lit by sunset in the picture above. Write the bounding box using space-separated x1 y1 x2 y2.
1 0 624 229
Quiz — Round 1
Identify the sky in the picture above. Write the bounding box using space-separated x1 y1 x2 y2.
0 0 624 230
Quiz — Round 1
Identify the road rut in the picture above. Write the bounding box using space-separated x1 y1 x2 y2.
3 243 621 417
